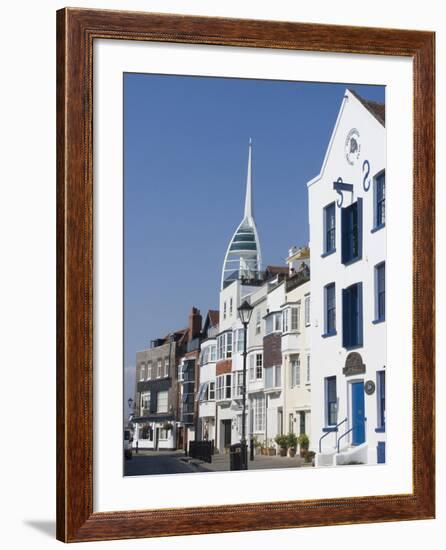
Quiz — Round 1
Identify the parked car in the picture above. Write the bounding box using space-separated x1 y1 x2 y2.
124 429 133 459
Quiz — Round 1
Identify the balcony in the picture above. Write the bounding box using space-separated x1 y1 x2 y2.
285 268 310 292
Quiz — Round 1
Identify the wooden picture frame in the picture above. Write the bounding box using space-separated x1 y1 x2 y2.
56 7 435 542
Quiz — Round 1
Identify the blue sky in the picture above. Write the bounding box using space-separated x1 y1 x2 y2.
123 73 384 403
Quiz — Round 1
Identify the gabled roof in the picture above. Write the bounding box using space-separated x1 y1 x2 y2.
348 88 385 126
307 88 385 188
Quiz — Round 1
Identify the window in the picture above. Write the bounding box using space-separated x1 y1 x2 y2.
290 355 300 387
256 353 263 379
253 394 265 432
159 429 168 440
265 312 282 334
341 199 362 264
235 328 244 353
306 355 311 383
288 413 294 434
291 306 300 331
229 297 233 316
139 424 152 440
226 331 232 358
324 283 336 335
216 374 232 400
324 202 336 254
232 371 244 398
139 363 145 381
275 364 282 387
249 353 263 381
209 344 216 362
164 357 169 377
375 262 386 321
342 282 363 348
325 376 337 426
209 381 215 400
304 295 310 326
147 361 152 379
157 358 162 378
263 365 281 390
140 391 150 413
178 364 184 382
255 310 261 334
217 332 233 360
283 309 289 333
223 301 227 320
374 171 386 228
156 390 168 413
377 370 386 430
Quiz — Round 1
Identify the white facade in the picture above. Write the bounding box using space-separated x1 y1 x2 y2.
197 332 217 441
281 276 312 449
308 89 386 466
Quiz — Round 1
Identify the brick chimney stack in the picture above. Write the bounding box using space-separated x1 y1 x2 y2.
188 307 202 341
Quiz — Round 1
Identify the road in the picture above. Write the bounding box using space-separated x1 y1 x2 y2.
124 452 199 476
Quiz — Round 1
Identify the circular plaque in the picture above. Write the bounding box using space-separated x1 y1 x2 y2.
364 380 376 395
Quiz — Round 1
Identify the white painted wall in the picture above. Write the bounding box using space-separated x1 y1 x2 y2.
308 90 386 463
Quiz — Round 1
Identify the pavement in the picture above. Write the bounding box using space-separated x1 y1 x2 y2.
180 452 312 472
123 449 313 476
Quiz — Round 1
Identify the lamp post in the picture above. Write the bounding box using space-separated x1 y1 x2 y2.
238 299 254 470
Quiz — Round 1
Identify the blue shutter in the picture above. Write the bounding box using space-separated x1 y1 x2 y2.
357 282 363 347
342 288 349 347
357 198 363 260
341 207 348 263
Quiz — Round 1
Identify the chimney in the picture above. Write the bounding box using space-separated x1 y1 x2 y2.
188 307 202 341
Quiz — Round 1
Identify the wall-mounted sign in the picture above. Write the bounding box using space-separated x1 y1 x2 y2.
343 351 366 376
365 380 376 395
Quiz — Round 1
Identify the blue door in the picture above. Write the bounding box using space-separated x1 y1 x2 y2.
351 381 365 445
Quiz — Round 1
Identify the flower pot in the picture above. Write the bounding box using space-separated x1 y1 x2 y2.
267 447 276 456
288 448 296 457
279 447 287 457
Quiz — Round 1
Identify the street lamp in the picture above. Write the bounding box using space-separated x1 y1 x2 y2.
238 299 254 470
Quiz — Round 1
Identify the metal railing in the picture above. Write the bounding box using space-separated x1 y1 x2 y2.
318 417 347 453
336 417 367 453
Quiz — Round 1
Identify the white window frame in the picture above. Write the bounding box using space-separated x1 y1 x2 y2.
253 394 265 432
147 361 152 380
156 390 168 413
255 353 263 380
306 355 311 383
304 295 311 326
139 363 145 381
164 357 169 378
157 358 162 378
290 355 301 387
140 391 150 412
255 310 261 334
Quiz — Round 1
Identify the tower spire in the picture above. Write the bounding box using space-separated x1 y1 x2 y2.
244 138 253 219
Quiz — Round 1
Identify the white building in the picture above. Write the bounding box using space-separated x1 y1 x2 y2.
307 89 386 466
281 247 312 448
196 310 219 442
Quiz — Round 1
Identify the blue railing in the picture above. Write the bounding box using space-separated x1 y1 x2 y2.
318 417 347 453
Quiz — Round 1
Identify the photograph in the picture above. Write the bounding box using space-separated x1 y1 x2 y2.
123 74 386 476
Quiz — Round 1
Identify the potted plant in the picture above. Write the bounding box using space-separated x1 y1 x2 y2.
163 421 173 432
297 433 310 457
275 434 288 456
287 433 298 457
267 439 276 456
252 436 262 455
